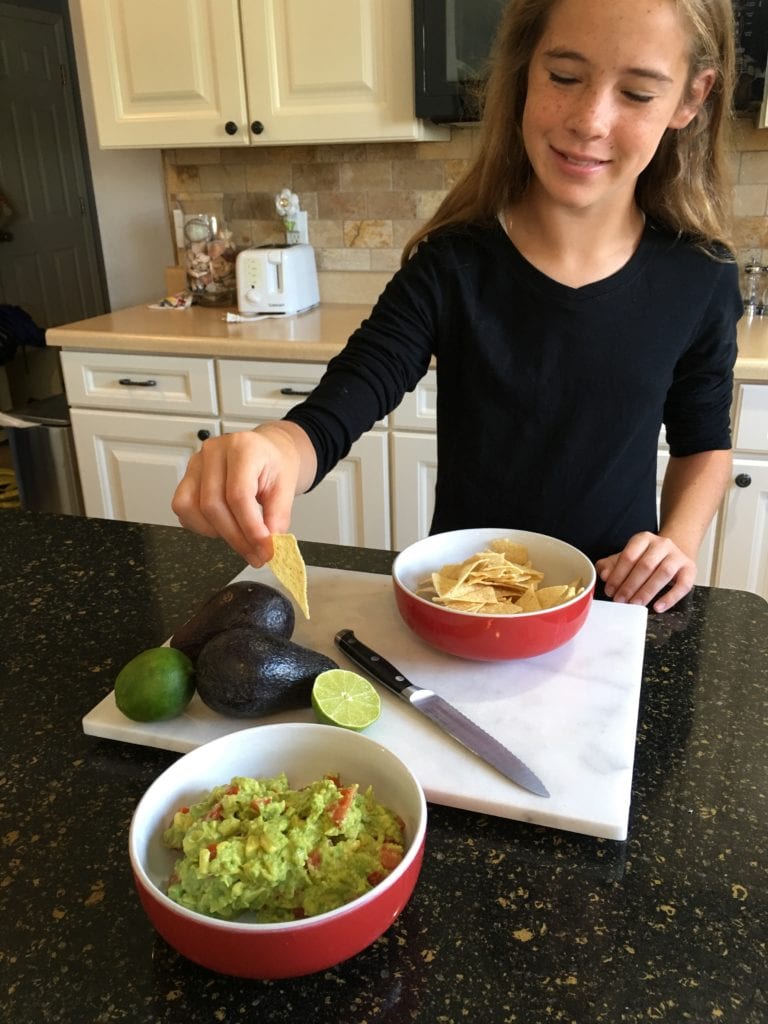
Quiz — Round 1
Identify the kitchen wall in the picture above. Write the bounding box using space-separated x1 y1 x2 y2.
68 0 172 310
163 113 768 306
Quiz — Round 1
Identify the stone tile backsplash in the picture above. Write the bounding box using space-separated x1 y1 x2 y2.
164 115 768 301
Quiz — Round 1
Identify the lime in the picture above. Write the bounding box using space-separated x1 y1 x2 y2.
114 646 196 722
311 669 381 731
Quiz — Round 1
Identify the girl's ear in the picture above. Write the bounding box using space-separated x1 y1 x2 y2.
668 69 717 130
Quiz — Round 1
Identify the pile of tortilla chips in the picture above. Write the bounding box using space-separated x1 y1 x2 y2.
417 538 584 615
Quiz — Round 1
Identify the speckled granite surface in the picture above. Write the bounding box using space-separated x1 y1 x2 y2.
1 510 765 1024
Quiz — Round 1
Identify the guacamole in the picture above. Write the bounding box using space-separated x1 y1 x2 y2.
162 773 405 922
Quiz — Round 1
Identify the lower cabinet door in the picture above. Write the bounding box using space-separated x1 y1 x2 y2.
714 457 768 600
222 421 390 548
70 408 220 527
391 431 437 551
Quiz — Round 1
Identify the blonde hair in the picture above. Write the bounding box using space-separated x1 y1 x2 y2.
402 0 736 263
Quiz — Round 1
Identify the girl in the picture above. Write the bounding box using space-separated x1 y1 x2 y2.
172 0 741 614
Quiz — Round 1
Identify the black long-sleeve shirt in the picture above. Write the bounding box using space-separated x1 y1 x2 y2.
285 220 741 562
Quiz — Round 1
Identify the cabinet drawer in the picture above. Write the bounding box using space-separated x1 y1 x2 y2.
61 351 217 415
734 384 768 453
390 370 437 431
218 359 387 428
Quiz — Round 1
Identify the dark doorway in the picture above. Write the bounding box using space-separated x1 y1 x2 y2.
0 0 108 329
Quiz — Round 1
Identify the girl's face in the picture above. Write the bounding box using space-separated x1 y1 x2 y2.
522 0 714 216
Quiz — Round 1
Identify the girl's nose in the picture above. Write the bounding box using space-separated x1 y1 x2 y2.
565 88 613 139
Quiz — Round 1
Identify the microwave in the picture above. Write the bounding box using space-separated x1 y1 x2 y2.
413 0 507 123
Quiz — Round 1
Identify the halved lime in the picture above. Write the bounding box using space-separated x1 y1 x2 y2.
114 646 196 722
311 669 381 731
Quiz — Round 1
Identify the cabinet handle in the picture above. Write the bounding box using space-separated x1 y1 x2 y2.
251 120 265 135
280 386 315 396
734 473 752 488
224 121 238 135
197 429 211 441
118 378 157 387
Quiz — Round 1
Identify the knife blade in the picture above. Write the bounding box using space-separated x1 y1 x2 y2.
334 629 550 799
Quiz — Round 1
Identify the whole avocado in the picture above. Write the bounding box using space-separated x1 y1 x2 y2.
196 626 338 718
170 580 295 661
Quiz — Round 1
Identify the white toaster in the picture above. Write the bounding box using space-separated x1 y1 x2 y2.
236 244 320 316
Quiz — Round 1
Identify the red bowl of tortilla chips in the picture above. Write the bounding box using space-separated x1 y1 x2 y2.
393 528 596 661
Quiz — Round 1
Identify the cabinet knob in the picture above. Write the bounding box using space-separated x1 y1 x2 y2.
224 121 239 135
734 473 752 488
197 429 211 441
250 120 265 135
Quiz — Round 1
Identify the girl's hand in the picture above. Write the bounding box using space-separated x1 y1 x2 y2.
171 424 310 567
595 532 696 613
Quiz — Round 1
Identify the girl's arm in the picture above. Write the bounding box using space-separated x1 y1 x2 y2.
596 449 732 612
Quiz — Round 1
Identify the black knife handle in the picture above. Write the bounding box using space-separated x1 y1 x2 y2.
334 629 413 695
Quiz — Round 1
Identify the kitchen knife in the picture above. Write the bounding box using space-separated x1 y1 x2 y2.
334 629 550 798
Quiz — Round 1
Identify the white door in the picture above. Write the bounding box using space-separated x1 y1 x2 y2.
76 0 249 147
391 431 437 550
222 421 390 548
715 458 768 600
70 408 220 526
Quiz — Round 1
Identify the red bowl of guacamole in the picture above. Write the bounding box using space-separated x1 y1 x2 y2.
129 723 427 979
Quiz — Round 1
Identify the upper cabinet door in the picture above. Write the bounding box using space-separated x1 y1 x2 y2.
240 0 446 144
76 0 447 148
77 0 249 147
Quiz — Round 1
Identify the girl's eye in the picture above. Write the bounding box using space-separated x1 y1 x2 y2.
548 71 578 86
623 91 655 104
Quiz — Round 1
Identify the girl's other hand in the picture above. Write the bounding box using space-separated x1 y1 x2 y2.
171 423 309 567
595 532 696 613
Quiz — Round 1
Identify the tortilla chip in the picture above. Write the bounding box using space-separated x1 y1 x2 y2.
536 584 571 609
515 588 543 612
488 539 531 565
268 533 310 619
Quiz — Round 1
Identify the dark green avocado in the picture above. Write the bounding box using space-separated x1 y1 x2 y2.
196 626 338 718
170 580 295 661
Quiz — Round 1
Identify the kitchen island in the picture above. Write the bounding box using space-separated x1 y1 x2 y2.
1 509 765 1024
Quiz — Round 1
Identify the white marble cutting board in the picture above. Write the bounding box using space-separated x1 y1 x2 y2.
83 565 648 840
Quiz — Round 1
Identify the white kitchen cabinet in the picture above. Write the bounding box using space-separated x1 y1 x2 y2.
61 350 221 526
62 350 392 545
715 458 768 597
76 0 448 148
389 370 437 548
69 407 220 526
218 358 391 548
712 385 768 600
390 431 437 550
60 351 218 415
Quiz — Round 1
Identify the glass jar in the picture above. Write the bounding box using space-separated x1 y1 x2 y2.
183 212 237 307
742 260 765 316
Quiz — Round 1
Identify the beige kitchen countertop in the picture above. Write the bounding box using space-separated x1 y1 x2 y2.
734 314 768 382
46 303 372 364
47 300 768 382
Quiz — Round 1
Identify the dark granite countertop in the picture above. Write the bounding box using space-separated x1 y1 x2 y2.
1 510 765 1024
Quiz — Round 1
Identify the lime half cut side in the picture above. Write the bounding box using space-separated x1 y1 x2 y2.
311 669 382 731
